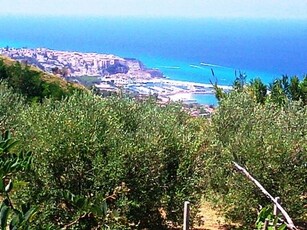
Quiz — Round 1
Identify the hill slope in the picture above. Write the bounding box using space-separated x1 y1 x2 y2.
0 55 87 101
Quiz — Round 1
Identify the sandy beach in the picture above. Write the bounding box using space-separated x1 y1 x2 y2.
168 93 194 102
136 78 232 90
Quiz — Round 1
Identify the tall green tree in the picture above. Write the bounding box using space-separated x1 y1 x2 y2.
0 59 8 80
299 75 307 105
233 71 247 92
289 76 301 101
249 78 267 104
269 78 287 105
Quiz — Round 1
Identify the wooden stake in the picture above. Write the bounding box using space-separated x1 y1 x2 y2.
273 197 280 216
183 201 190 230
263 219 269 230
273 197 281 230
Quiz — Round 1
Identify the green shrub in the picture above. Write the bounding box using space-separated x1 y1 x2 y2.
205 91 307 226
0 131 36 230
13 93 207 229
0 82 25 131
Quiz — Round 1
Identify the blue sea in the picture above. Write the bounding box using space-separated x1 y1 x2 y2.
0 16 306 105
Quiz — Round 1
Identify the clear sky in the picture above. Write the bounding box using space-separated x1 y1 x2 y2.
1 0 307 19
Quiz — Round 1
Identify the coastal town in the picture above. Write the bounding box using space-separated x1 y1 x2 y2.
0 47 231 115
0 47 163 79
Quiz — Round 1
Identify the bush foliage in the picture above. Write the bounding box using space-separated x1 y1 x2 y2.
205 76 307 227
0 58 306 229
6 90 207 229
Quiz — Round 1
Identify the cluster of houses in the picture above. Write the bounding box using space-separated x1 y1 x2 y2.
0 47 129 77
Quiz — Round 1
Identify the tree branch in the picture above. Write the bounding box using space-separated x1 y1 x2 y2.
61 213 89 229
233 161 297 230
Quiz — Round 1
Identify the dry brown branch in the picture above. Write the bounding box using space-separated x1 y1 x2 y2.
61 213 89 229
233 161 297 230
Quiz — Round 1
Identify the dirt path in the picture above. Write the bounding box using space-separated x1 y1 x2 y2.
170 201 236 230
194 202 236 230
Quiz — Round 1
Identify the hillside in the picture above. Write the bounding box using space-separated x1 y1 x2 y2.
0 55 87 101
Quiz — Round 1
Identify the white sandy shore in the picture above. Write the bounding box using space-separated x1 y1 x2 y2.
124 77 233 104
135 78 232 90
168 93 194 102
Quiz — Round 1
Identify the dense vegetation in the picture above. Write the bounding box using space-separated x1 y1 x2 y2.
0 57 83 103
0 64 207 229
207 74 307 227
0 58 306 229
